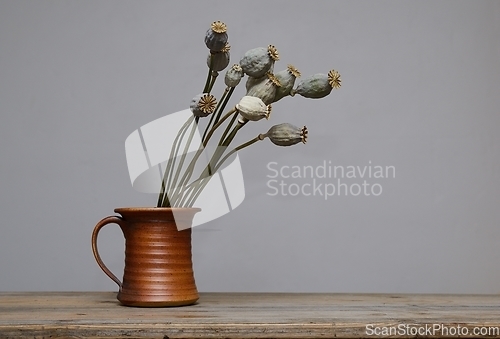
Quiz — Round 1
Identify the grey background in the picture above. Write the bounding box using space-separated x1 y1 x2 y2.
1 0 499 293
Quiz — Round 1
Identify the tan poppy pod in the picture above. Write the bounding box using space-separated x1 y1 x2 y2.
236 96 271 121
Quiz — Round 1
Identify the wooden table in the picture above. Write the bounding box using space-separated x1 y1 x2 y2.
0 292 499 338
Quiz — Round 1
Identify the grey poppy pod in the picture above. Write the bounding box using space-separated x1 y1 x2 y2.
264 123 308 146
224 64 244 87
245 74 266 92
236 96 271 121
273 65 301 102
291 70 341 99
207 50 230 72
240 45 279 78
190 93 217 117
246 72 281 105
204 21 228 52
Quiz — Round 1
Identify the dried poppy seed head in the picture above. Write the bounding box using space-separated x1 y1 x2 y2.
205 21 228 52
245 74 266 92
264 123 308 146
273 67 300 102
246 72 281 105
190 93 217 117
240 47 274 78
207 50 230 71
291 71 340 99
225 64 244 87
236 96 271 121
328 69 341 89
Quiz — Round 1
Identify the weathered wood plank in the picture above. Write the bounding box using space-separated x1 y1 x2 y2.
0 292 499 338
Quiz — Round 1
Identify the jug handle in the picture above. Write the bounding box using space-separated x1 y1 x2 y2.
91 216 124 288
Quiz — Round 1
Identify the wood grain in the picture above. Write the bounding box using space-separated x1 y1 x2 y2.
0 292 499 338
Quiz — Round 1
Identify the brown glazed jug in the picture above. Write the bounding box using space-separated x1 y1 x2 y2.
91 207 200 307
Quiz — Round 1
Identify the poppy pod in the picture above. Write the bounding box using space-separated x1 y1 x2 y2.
291 69 341 99
240 45 279 78
236 96 271 121
204 21 228 52
190 93 217 117
264 123 308 146
224 64 244 87
246 72 281 105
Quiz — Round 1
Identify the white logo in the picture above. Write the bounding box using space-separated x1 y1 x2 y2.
124 109 245 229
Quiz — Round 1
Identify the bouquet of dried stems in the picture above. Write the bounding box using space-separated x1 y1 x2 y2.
157 21 341 208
